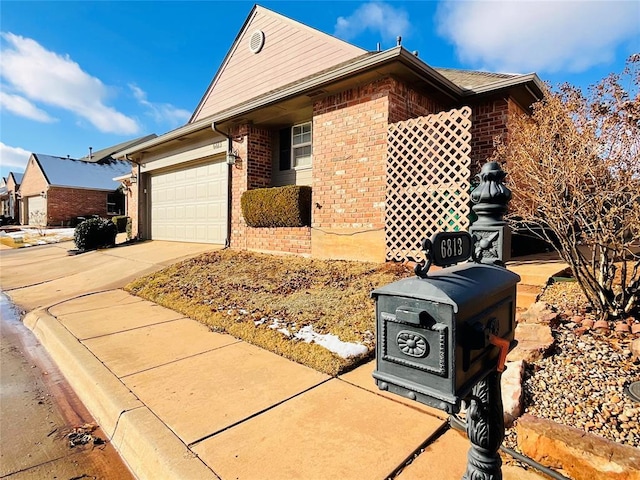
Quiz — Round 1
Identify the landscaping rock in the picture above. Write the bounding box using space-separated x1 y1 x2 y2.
501 360 524 428
632 338 640 361
506 323 554 363
581 318 594 329
516 414 640 480
616 322 631 333
517 301 555 324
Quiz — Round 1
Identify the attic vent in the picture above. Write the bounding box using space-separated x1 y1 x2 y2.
249 30 265 54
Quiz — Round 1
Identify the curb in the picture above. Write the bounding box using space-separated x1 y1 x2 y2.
24 309 218 480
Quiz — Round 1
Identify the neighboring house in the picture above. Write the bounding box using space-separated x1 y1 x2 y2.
0 177 8 218
17 154 130 226
115 5 545 262
0 172 23 222
16 136 155 226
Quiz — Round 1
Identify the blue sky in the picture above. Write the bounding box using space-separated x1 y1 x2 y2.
1 1 638 179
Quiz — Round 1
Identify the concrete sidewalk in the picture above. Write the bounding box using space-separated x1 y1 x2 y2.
1 242 554 479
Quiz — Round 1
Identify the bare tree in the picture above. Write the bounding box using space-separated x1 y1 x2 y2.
493 55 639 321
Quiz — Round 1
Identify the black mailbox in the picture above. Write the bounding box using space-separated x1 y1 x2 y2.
372 262 519 414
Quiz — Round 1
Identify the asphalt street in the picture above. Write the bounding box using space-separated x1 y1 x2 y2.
0 293 134 479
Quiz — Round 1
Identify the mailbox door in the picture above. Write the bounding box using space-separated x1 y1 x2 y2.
455 286 516 396
374 296 458 411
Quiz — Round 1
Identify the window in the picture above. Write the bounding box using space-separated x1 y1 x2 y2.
107 191 125 215
279 122 312 170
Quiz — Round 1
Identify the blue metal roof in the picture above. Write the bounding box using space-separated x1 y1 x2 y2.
34 154 130 190
12 173 23 184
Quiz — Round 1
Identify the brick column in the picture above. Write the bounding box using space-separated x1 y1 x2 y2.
229 124 272 249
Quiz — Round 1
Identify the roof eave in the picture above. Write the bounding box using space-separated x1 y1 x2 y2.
119 48 459 156
462 73 546 99
114 119 215 158
208 47 464 126
121 48 547 157
48 184 119 192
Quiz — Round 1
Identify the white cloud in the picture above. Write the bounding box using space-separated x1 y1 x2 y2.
0 143 30 171
436 0 640 73
334 2 411 43
129 84 190 128
0 32 140 135
0 91 57 123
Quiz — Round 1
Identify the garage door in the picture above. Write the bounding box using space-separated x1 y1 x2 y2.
27 195 46 225
150 158 227 243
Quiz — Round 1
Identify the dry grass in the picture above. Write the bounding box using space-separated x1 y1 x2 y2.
125 250 413 375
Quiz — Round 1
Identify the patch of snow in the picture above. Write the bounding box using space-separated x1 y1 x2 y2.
278 328 291 337
5 227 75 246
254 317 267 326
294 325 368 359
239 309 248 315
268 319 282 329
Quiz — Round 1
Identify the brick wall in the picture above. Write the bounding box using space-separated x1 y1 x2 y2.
228 125 315 255
312 78 391 231
126 179 138 238
46 187 112 226
469 97 509 175
388 77 443 123
244 226 311 256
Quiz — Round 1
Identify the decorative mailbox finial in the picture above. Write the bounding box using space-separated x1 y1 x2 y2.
469 161 512 265
470 161 511 225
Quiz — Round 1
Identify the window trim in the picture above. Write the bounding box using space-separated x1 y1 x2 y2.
106 191 125 216
279 121 312 171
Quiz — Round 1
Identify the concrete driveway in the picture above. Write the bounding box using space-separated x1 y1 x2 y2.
0 241 219 311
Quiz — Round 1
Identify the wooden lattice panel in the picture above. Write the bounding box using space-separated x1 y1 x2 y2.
386 107 472 262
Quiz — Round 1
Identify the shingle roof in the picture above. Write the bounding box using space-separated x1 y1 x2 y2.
78 134 157 164
34 154 131 190
433 68 521 91
11 172 23 185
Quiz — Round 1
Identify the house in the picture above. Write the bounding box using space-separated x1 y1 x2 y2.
0 172 23 223
115 5 545 263
17 135 155 226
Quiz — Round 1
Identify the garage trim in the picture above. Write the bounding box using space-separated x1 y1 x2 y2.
148 155 228 244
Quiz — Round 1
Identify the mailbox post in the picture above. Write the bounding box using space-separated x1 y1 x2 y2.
372 161 515 480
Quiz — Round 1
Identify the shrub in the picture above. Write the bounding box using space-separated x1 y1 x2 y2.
126 217 133 240
496 55 639 320
111 215 129 233
74 217 118 251
241 185 311 227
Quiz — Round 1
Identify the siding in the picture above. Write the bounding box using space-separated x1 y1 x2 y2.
192 6 365 121
18 156 48 197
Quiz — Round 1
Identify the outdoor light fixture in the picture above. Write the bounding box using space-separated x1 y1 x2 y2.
226 149 240 165
130 174 138 184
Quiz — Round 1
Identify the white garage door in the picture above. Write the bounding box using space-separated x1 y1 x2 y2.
27 195 46 225
150 158 227 244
